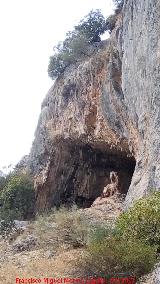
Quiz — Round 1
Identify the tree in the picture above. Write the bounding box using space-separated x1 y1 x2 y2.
48 10 106 80
114 0 124 13
0 173 35 220
48 32 90 80
0 172 12 195
0 176 6 193
48 53 68 79
75 10 106 43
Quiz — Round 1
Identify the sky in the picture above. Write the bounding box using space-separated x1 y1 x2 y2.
0 0 114 171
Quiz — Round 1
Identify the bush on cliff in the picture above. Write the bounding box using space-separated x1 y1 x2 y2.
74 10 106 44
48 10 107 80
105 15 117 34
0 173 35 223
114 0 124 13
48 32 90 79
104 0 124 34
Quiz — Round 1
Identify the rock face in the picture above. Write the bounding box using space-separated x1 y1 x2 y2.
29 0 160 211
122 0 160 207
140 264 160 284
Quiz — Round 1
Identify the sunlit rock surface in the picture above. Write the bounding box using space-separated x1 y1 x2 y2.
29 0 160 211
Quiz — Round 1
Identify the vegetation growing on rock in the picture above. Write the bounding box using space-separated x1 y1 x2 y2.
48 0 124 80
48 2 125 81
48 10 106 79
0 173 35 231
114 0 124 13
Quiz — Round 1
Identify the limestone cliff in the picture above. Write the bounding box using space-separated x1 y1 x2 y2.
123 0 160 207
29 0 160 211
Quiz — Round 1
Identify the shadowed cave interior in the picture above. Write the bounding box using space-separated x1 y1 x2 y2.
57 144 136 208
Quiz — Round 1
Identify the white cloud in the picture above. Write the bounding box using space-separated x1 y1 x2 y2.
0 0 114 169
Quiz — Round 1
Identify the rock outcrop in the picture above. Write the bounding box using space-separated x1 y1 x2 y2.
29 0 160 211
122 0 160 207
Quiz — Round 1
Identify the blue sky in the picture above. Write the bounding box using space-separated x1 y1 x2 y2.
0 0 114 170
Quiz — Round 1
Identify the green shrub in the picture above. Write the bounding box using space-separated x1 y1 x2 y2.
0 213 15 236
0 173 12 194
75 10 106 44
0 176 6 193
35 205 91 250
105 0 123 33
105 15 117 33
48 33 89 79
0 173 35 221
114 0 124 14
78 193 160 279
48 6 123 79
48 53 68 79
82 236 157 278
53 206 89 248
48 10 107 79
116 192 160 248
87 224 116 244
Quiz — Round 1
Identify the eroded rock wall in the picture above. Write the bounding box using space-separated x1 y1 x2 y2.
29 1 160 211
29 16 135 211
123 0 160 207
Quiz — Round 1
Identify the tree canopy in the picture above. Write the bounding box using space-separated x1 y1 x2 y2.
48 10 107 80
48 3 124 80
74 9 106 44
114 0 124 13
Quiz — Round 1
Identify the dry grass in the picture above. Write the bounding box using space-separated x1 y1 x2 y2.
0 206 93 283
0 248 86 284
0 203 122 283
33 206 92 251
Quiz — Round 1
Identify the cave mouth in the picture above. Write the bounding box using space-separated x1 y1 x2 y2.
60 144 136 208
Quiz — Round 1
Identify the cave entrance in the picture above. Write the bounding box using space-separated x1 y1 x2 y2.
60 144 136 208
